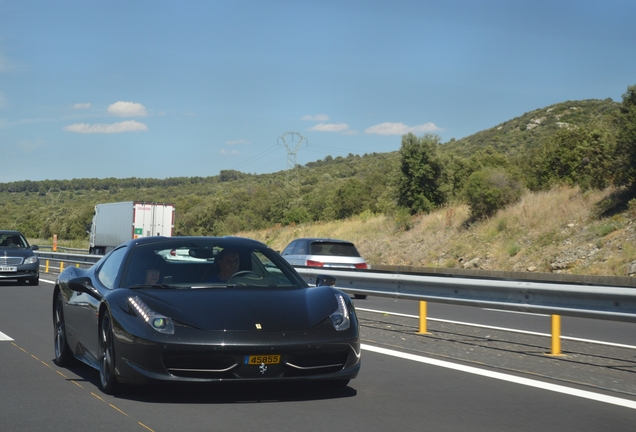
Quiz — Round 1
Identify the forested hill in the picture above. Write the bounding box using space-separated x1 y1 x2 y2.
0 95 630 243
441 98 619 157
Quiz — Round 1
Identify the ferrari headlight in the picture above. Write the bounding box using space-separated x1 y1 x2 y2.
329 294 350 331
24 256 38 265
128 296 175 334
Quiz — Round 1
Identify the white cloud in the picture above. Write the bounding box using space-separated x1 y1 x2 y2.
220 148 240 155
73 103 91 109
301 114 329 121
308 122 350 133
225 139 249 145
365 122 440 135
107 101 148 117
63 120 148 134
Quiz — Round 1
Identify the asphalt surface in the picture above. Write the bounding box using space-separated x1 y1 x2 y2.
2 279 636 431
357 309 636 398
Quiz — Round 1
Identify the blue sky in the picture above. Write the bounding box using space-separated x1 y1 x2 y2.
1 0 635 183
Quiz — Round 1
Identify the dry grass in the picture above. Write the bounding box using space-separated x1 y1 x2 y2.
239 186 636 277
35 187 634 277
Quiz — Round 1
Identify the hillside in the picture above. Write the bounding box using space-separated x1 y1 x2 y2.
441 98 619 157
4 93 635 283
238 186 636 279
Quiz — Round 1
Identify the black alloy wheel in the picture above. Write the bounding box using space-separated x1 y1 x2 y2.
53 294 73 366
99 311 118 394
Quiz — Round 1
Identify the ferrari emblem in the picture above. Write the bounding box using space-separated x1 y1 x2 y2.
259 363 267 374
255 323 262 329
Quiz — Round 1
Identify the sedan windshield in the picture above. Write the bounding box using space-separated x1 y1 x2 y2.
0 234 28 249
121 240 301 289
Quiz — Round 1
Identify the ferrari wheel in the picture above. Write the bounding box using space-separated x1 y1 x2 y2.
99 311 118 395
53 294 73 366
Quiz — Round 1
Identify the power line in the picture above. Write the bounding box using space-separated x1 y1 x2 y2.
277 132 307 188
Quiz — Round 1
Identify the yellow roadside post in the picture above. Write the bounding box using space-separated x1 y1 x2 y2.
417 301 428 334
60 262 64 272
45 260 49 273
550 314 562 356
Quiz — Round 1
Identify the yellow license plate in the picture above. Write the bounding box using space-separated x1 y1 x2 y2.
245 355 281 365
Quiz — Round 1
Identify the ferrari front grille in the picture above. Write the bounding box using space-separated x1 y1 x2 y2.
162 348 352 380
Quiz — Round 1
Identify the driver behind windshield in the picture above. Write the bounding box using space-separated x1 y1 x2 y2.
206 248 240 283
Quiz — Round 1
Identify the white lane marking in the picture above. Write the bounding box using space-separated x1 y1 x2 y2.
362 344 636 410
41 279 55 284
356 307 636 350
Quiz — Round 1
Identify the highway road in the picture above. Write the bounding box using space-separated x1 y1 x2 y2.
355 294 636 348
2 277 636 431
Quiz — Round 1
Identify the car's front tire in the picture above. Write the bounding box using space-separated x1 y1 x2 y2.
53 294 73 367
99 311 118 395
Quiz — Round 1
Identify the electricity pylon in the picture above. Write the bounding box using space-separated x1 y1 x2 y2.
278 132 308 189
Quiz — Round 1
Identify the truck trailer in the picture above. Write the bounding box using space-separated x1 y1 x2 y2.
89 201 175 254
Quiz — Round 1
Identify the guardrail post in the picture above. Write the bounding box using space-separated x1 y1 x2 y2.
417 301 428 334
45 260 49 273
60 262 64 272
550 314 562 356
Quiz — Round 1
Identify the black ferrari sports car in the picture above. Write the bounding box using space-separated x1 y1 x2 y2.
53 236 360 394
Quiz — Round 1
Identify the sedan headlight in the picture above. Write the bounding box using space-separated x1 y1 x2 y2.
24 256 38 265
128 296 175 334
329 293 350 331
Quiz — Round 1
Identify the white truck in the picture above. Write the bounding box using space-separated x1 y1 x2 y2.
89 201 175 254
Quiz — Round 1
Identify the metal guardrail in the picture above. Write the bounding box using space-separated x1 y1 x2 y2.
295 268 636 324
35 245 89 254
35 251 101 273
36 251 101 266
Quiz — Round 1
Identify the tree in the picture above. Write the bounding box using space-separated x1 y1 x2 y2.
613 84 636 187
529 126 614 191
329 178 371 219
397 133 447 214
464 168 524 219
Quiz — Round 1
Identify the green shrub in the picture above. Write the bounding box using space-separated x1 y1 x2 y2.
507 243 521 257
394 207 414 231
464 168 524 219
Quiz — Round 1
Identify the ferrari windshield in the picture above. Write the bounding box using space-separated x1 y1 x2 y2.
121 239 302 289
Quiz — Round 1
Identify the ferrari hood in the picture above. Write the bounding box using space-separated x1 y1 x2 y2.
134 286 339 331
